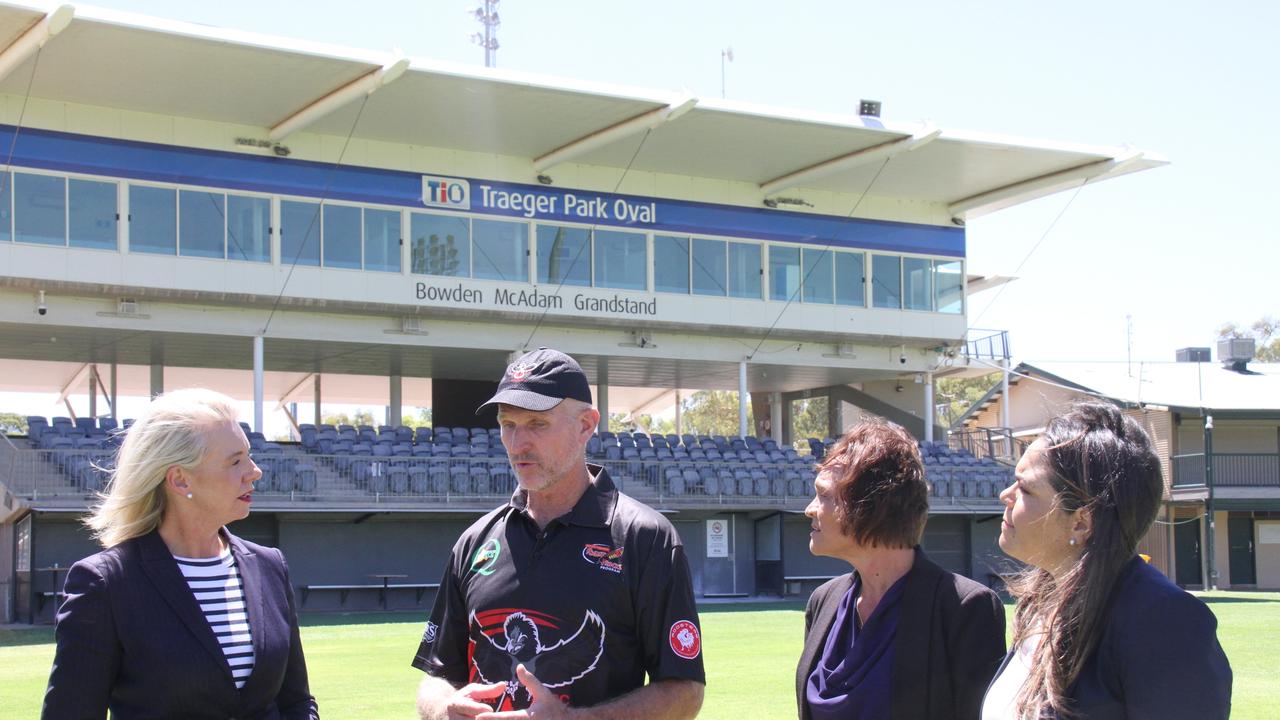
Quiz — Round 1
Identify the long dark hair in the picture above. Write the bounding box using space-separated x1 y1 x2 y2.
1007 402 1163 718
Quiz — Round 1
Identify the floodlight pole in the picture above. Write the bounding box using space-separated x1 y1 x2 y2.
1203 412 1218 591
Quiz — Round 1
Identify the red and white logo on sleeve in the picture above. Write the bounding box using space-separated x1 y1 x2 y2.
668 620 701 660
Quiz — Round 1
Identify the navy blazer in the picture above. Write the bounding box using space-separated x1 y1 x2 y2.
42 529 318 719
984 556 1231 719
797 548 1007 720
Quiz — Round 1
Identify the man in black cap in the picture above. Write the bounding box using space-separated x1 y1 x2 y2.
413 348 705 720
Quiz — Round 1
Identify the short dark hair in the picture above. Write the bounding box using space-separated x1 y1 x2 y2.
817 420 929 549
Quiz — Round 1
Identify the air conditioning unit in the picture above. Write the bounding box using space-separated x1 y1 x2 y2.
1218 337 1255 366
117 298 140 316
835 343 857 357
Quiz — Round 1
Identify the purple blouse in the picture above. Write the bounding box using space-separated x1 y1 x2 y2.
804 572 908 720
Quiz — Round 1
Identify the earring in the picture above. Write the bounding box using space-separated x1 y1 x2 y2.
186 492 194 500
1069 537 1077 547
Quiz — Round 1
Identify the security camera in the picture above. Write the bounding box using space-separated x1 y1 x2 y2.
36 290 47 316
899 354 907 364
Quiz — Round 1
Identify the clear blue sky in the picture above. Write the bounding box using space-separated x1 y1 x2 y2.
76 1 1280 363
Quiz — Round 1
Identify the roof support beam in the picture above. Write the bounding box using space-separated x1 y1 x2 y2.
0 4 74 83
948 149 1145 221
533 95 698 174
268 54 411 142
760 125 941 197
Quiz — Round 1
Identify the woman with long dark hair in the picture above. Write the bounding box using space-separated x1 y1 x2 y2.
982 403 1231 719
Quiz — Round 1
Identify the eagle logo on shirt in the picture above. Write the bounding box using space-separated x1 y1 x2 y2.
468 608 605 710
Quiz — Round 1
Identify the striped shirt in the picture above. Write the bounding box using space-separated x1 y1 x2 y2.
173 546 256 688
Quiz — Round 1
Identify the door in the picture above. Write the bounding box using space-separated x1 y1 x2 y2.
1228 517 1256 586
1174 517 1203 587
754 513 782 596
702 515 739 596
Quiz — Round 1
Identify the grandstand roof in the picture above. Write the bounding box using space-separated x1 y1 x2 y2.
0 2 1166 221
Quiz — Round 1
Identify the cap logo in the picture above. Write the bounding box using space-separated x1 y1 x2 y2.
508 362 535 382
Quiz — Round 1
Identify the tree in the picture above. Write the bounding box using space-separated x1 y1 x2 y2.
322 409 376 427
679 390 752 437
401 407 432 429
790 397 828 442
1218 316 1279 362
935 372 1002 428
0 412 27 434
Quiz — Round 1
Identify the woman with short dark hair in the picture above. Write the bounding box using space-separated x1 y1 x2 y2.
796 421 1006 720
982 403 1231 719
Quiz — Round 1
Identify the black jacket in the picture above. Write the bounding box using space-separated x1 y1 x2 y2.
984 556 1231 719
797 548 1006 720
42 529 318 719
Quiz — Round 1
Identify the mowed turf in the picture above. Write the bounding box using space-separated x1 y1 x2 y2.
3 593 1276 718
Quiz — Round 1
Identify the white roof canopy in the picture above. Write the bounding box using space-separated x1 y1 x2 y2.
0 2 1166 222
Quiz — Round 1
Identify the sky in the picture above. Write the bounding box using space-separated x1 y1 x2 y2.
8 0 1280 424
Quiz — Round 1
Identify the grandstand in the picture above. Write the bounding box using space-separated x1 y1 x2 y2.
0 2 1162 622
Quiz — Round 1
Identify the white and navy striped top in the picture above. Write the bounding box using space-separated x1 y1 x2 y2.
173 546 256 688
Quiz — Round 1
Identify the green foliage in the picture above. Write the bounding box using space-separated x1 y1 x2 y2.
0 412 27 434
935 372 1001 427
790 397 828 442
322 409 376 428
401 408 432 429
1218 316 1279 362
679 390 752 437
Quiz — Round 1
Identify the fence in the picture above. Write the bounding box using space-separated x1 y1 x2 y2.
1172 453 1280 488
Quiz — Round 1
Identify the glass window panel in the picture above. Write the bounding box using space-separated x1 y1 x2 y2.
0 172 10 242
14 172 65 246
225 194 270 263
179 190 225 259
728 241 761 299
872 254 902 309
835 252 865 307
129 185 176 255
473 218 528 282
802 248 834 304
769 245 800 301
68 179 117 250
594 229 646 291
537 224 591 287
935 259 964 314
411 212 469 276
903 257 933 310
322 204 361 269
653 235 690 294
364 208 401 273
280 200 320 267
691 238 726 296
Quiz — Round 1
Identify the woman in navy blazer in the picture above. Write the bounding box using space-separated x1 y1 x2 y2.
982 403 1230 719
42 389 318 719
795 421 1006 720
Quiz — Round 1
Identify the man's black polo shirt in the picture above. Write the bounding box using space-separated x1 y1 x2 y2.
412 465 704 711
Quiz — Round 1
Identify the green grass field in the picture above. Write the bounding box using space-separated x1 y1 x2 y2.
3 593 1276 718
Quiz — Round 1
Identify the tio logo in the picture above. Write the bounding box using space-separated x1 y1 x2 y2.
421 175 471 210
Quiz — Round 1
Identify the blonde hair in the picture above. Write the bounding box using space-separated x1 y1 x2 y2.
86 388 241 548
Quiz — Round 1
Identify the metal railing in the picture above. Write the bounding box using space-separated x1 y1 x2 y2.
964 329 1011 362
1172 453 1280 488
946 427 1029 465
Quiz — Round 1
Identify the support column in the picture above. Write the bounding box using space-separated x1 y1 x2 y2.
674 389 682 435
770 392 783 443
738 360 748 438
1001 359 1010 429
253 335 264 434
826 393 842 439
88 370 97 419
149 337 164 398
389 350 402 428
313 374 322 426
109 362 118 420
596 360 609 434
924 372 934 443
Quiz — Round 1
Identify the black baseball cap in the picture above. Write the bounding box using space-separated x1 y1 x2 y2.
478 348 593 413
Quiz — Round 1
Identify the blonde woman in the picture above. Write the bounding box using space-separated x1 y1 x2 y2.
983 403 1230 719
42 388 318 719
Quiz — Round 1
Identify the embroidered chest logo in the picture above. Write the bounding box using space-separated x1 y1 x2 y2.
471 538 502 576
581 543 624 573
668 619 701 660
469 608 606 711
